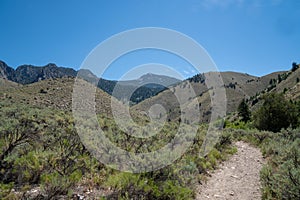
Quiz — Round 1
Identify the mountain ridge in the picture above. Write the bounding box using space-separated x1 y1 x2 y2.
0 60 180 104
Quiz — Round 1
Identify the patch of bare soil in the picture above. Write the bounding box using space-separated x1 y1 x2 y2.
196 141 264 200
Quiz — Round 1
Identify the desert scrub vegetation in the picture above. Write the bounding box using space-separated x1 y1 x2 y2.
224 97 300 200
0 100 99 199
260 129 300 199
102 126 235 200
0 99 237 199
222 126 300 199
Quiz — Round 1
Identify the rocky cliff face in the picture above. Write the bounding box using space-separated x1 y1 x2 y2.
14 64 77 84
0 61 77 84
0 61 15 80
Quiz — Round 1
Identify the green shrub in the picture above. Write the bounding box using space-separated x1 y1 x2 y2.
13 151 46 184
237 99 251 122
260 129 300 199
224 120 252 130
0 182 14 199
41 170 82 198
104 172 194 200
253 93 298 132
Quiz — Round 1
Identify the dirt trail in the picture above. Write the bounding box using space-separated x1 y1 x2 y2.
196 141 264 200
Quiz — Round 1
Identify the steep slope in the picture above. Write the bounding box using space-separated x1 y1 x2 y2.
249 64 300 110
286 82 300 101
132 71 283 123
0 77 20 92
273 66 300 94
0 61 15 80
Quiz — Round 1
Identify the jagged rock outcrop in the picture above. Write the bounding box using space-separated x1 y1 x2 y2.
0 61 15 80
0 61 77 84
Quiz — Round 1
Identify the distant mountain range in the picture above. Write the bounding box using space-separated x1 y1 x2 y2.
0 60 181 104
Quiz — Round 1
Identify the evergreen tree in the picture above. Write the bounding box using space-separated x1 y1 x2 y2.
254 93 298 132
238 99 251 122
292 62 299 72
278 74 282 83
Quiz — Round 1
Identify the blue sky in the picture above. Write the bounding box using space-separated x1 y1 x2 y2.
0 0 299 80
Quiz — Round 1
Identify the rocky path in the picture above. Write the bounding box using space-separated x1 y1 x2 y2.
196 141 264 200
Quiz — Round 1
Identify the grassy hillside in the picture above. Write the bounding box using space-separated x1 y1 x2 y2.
0 78 20 91
0 77 126 118
286 82 300 100
132 71 283 124
246 65 300 111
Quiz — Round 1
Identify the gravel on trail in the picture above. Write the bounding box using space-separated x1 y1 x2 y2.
196 141 265 200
